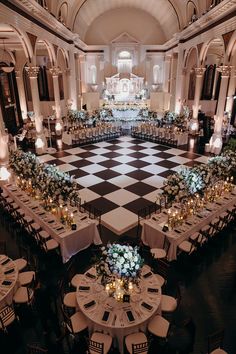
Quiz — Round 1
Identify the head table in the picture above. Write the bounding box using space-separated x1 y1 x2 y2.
76 265 161 354
141 188 236 261
3 184 102 263
0 255 18 310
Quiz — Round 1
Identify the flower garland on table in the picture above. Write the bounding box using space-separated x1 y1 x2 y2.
161 149 235 204
9 150 80 205
96 243 144 286
163 173 188 203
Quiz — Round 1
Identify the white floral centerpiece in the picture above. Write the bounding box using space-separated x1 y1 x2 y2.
96 243 144 300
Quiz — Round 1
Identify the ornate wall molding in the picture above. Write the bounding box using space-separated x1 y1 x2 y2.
217 65 232 77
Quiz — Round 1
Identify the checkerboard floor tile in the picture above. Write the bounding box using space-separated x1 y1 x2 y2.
42 136 206 235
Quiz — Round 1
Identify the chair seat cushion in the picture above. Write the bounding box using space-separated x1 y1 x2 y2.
178 240 194 253
161 294 177 312
39 230 50 239
69 311 87 333
210 349 228 354
13 286 33 303
71 274 84 288
190 232 199 241
91 332 113 354
125 332 147 354
63 292 77 308
18 271 35 286
151 248 166 259
45 239 59 251
14 258 27 271
154 274 165 287
148 315 170 338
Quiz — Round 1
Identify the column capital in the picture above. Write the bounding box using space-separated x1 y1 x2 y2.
14 70 21 79
217 65 232 77
25 65 40 78
49 66 61 77
194 67 206 77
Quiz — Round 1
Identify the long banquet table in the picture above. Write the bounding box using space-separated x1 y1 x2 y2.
76 265 161 354
112 109 140 119
141 189 236 261
3 184 102 263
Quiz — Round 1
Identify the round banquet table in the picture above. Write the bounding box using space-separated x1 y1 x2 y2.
76 265 161 354
0 255 19 309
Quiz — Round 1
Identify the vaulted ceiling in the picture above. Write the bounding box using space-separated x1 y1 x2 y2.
71 0 183 42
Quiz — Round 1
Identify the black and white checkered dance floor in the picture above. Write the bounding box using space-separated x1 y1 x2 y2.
39 137 208 235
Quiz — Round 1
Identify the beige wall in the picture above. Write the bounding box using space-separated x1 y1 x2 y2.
85 8 166 45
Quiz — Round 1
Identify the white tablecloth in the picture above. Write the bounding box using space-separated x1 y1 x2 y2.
175 132 188 146
141 191 236 261
62 132 73 145
76 265 161 354
0 255 18 309
112 109 140 119
4 185 102 263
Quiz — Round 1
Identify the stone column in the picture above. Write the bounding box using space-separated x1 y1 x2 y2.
50 66 63 135
188 67 206 133
15 70 28 120
0 107 10 181
68 48 78 110
192 67 206 119
169 54 178 111
25 65 46 154
175 68 187 114
210 66 231 153
0 103 5 133
225 67 235 114
163 55 171 93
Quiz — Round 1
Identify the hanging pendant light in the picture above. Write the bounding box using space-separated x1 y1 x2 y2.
0 39 14 73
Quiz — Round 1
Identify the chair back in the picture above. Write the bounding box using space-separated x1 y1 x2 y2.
0 305 15 331
157 259 169 278
89 339 104 354
207 329 225 353
132 342 148 354
61 305 73 334
27 343 48 354
163 236 170 255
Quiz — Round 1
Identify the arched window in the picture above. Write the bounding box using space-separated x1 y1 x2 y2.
187 1 198 24
58 2 68 25
117 51 132 73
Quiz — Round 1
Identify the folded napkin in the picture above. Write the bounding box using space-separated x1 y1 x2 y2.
141 302 153 311
126 310 135 322
1 258 10 266
143 271 152 279
186 221 192 225
2 280 12 286
4 268 14 275
84 300 96 309
152 216 157 221
79 286 90 291
147 288 159 293
101 311 110 322
174 229 181 234
80 215 87 221
196 215 203 219
85 272 96 279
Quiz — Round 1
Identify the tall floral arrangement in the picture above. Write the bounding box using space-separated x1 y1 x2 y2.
96 243 144 283
9 150 80 205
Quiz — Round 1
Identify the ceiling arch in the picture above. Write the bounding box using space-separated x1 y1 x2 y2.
71 0 183 43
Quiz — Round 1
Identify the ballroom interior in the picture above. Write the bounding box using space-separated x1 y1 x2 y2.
0 1 236 354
